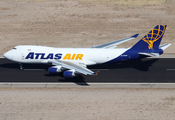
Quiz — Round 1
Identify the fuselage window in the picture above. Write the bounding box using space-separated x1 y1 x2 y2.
27 49 31 51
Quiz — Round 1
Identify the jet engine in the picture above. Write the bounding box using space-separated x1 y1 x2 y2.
63 70 76 78
48 66 63 74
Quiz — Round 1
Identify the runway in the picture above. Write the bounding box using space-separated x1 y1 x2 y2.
0 58 175 84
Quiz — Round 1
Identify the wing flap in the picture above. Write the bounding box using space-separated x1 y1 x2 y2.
91 34 139 49
50 60 95 75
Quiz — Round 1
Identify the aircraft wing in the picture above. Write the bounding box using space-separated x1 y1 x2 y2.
91 34 139 49
49 60 97 75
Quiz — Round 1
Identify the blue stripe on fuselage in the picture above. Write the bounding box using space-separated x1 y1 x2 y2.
105 48 163 64
105 49 139 64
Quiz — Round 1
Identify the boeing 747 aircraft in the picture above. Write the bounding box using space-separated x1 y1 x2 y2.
3 25 171 78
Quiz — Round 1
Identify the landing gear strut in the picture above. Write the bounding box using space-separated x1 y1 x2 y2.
19 63 23 70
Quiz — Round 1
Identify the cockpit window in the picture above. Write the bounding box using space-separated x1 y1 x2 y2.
13 48 17 49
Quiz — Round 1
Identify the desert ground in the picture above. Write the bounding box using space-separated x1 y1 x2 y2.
0 88 175 120
0 0 175 54
1 0 175 120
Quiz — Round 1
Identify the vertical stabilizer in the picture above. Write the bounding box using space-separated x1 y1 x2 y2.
131 25 167 52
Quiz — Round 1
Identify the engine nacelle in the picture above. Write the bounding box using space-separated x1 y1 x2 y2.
63 70 76 78
48 66 63 74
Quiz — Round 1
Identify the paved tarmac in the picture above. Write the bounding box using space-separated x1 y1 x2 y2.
0 58 175 84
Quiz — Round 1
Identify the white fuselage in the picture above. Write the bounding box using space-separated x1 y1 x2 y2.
4 45 129 66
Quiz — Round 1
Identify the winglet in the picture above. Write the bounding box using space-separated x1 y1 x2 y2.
131 34 139 38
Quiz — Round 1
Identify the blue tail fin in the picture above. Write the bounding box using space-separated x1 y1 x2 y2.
131 25 167 52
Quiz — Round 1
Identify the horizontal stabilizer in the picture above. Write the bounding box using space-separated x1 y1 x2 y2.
159 43 171 50
138 52 159 57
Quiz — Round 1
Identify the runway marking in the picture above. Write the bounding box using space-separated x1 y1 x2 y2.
1 83 175 88
91 69 109 71
0 55 4 58
0 82 175 85
24 69 45 71
166 69 175 71
24 69 109 71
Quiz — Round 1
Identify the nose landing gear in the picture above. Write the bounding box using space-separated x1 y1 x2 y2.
19 63 23 70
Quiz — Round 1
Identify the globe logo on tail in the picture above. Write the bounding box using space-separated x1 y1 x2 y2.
142 25 166 49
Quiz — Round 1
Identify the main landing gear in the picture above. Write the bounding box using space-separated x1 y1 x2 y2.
19 63 23 70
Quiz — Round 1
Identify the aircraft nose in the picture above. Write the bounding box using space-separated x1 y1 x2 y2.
3 51 13 60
